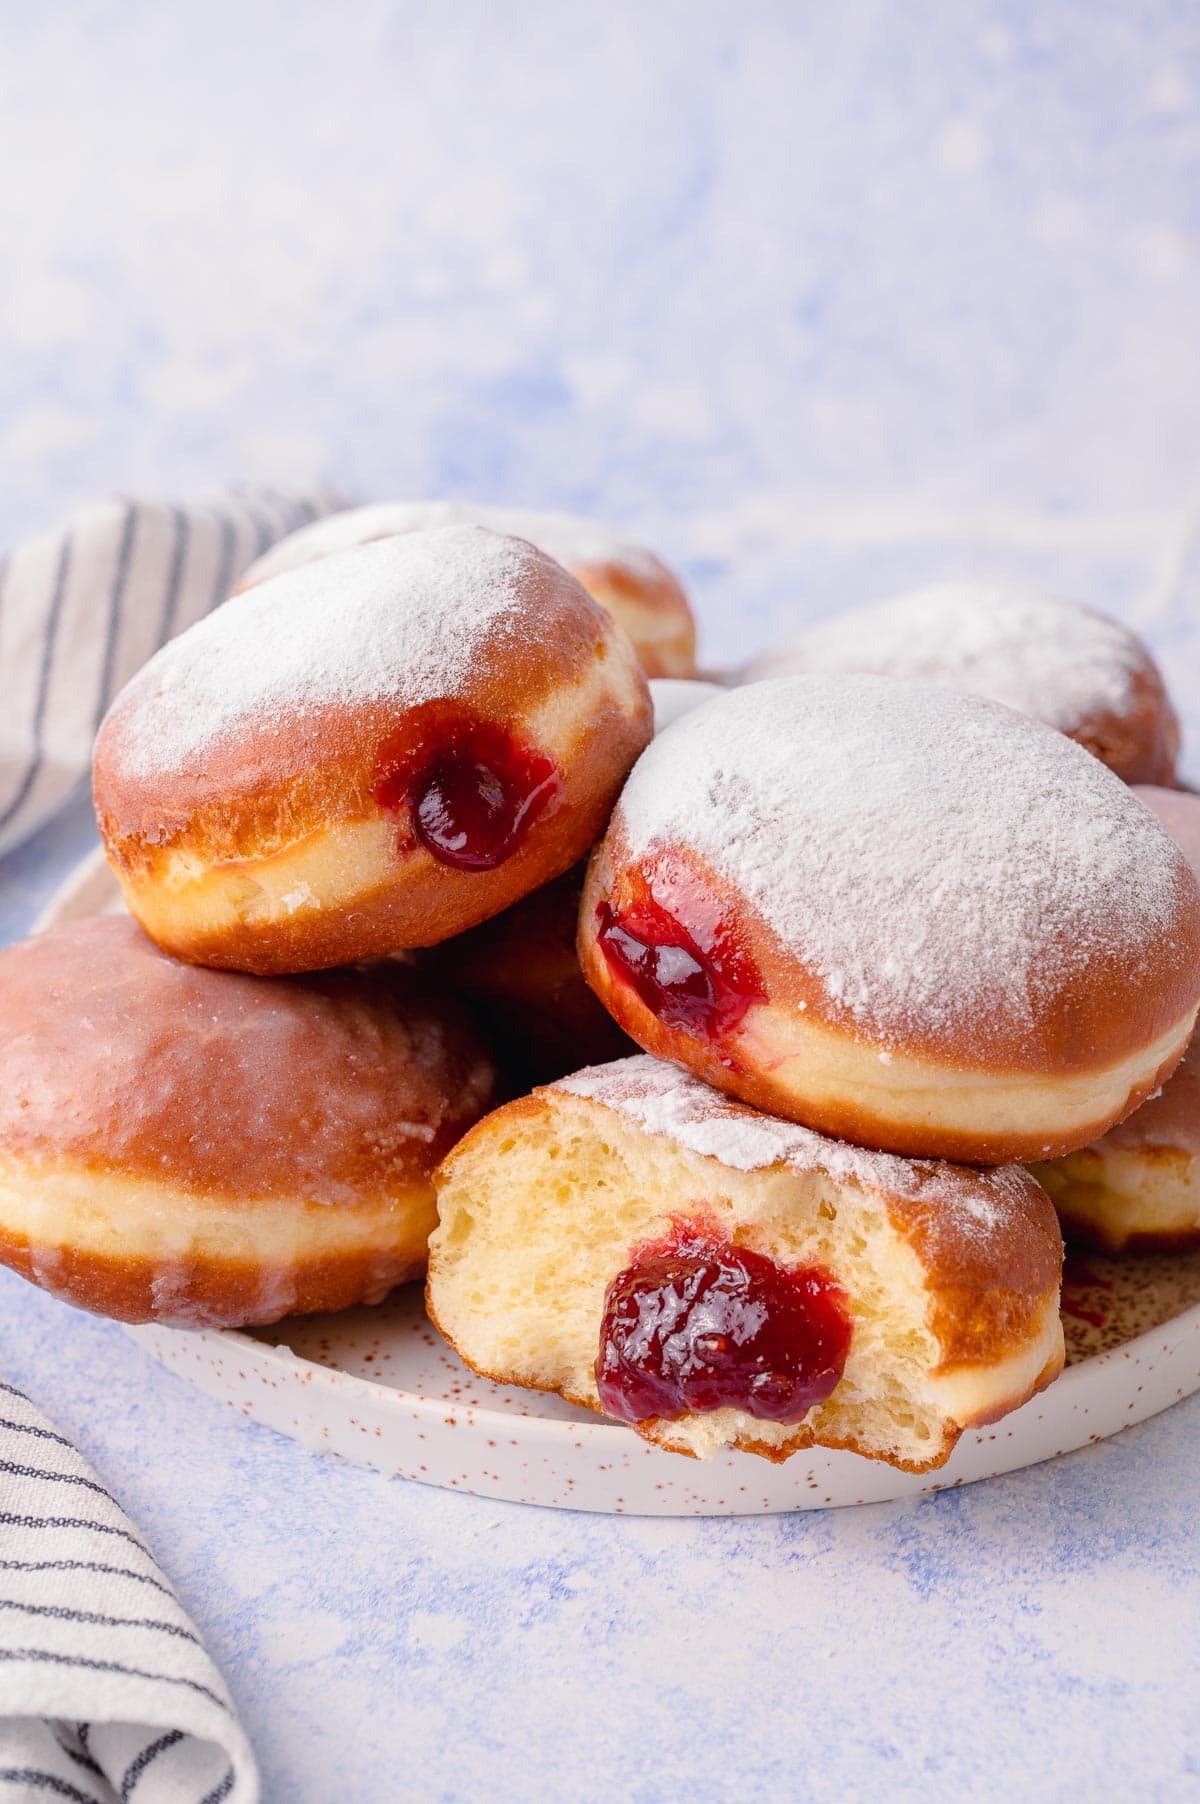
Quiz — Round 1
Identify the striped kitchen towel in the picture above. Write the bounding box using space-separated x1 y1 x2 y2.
0 483 349 861
0 1379 257 1804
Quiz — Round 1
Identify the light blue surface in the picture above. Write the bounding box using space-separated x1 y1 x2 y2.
5 5 1200 1800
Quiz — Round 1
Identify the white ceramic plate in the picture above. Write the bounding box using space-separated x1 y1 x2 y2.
34 849 1200 1515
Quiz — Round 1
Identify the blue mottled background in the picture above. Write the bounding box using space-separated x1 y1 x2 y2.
3 4 1200 1799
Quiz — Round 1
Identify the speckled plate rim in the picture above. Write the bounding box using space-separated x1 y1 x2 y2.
109 1299 1200 1516
31 846 1200 1516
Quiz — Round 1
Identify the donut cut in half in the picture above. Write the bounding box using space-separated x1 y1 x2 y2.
428 1057 1065 1471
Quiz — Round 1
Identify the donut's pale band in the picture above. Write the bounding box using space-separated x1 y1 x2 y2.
1031 1148 1200 1250
0 1156 433 1326
926 1305 1064 1426
736 999 1200 1159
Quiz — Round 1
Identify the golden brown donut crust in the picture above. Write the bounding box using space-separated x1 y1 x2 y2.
94 533 653 973
1070 660 1180 787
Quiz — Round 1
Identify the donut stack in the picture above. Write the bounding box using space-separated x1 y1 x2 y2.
2 519 1198 1479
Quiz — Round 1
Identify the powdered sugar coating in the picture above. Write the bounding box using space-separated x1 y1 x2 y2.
745 582 1145 732
238 500 669 591
614 675 1194 1054
555 1055 1030 1228
107 526 538 778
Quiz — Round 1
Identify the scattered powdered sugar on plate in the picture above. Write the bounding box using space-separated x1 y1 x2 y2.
239 499 671 590
107 526 533 775
615 674 1190 1053
555 1054 1022 1226
746 582 1145 731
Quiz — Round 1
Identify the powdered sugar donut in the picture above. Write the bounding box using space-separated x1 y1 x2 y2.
428 1056 1064 1470
0 918 495 1328
235 500 698 679
577 676 1200 1164
743 583 1179 785
94 526 651 973
1030 786 1200 1247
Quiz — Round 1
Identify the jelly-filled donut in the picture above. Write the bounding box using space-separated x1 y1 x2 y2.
743 583 1179 785
1029 786 1200 1249
421 678 722 1087
578 677 1200 1164
0 917 495 1327
94 526 651 973
235 500 698 679
428 1057 1064 1469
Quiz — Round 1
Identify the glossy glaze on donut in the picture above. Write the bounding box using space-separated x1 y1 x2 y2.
93 526 652 973
743 583 1180 785
578 676 1200 1163
234 500 698 679
0 918 495 1327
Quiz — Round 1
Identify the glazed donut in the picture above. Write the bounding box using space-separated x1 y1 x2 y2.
1029 786 1200 1249
577 676 1200 1164
94 526 652 974
743 583 1179 785
0 917 495 1328
234 500 698 680
428 1056 1064 1470
420 677 723 1086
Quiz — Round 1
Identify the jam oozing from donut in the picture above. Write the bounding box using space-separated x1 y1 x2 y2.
596 1221 851 1426
373 718 560 871
596 893 764 1040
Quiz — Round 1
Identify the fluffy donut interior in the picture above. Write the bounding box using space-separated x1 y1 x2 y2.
0 1154 435 1327
429 1094 1062 1472
1031 1148 1200 1252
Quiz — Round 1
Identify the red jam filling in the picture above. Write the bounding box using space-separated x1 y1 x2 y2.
372 717 560 871
596 1221 851 1427
596 889 764 1041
